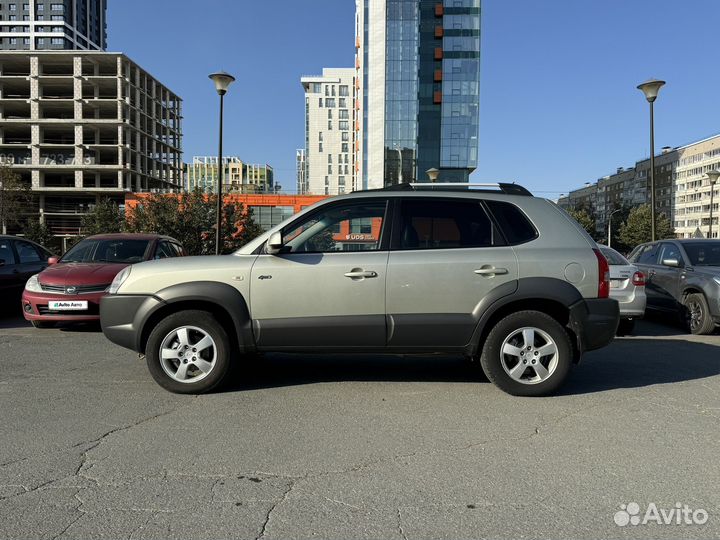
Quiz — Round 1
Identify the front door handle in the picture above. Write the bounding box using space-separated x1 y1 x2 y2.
474 267 508 276
344 269 378 279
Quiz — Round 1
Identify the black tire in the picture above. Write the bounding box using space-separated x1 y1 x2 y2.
616 319 635 336
683 293 715 335
31 320 55 329
480 310 573 397
145 310 232 394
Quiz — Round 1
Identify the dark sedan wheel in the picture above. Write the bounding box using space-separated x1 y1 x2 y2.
683 293 715 335
146 310 232 394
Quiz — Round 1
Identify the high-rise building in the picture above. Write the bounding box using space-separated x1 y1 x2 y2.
0 51 182 240
185 156 274 194
355 0 481 189
0 0 107 51
301 68 356 195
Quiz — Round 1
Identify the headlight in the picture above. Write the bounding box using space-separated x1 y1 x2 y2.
108 266 131 295
25 274 43 293
714 276 720 287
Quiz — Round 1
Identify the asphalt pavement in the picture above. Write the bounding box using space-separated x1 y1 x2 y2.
0 311 718 539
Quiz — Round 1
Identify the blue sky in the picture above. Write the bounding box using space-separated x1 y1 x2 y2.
109 0 720 197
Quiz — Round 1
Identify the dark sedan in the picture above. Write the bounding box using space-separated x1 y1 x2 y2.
0 235 54 302
628 239 720 334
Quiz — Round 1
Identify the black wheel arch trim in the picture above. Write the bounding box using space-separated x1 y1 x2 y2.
149 281 253 353
466 277 585 357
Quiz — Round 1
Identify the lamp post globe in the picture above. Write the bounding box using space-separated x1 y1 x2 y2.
426 168 440 183
637 79 665 103
209 71 236 96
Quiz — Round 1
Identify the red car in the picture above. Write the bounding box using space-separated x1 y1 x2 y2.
22 233 185 328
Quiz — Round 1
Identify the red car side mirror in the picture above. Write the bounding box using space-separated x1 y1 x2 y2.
47 256 59 265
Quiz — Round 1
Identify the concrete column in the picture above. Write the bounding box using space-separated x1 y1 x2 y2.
74 170 83 189
74 125 83 166
31 170 40 189
30 125 40 164
73 56 83 120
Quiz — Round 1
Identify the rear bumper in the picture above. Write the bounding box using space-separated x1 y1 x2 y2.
569 298 620 352
100 294 161 352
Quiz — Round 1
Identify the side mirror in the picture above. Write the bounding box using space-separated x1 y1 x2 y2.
0 259 5 267
48 257 59 265
266 231 284 255
662 258 682 268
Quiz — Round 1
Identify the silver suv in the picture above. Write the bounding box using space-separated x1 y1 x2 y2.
100 184 619 396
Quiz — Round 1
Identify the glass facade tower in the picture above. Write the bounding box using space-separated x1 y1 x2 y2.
356 0 481 188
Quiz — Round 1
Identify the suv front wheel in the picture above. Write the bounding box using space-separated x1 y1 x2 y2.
145 310 232 394
480 311 573 397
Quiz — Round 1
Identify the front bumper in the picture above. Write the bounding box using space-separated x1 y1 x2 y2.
100 294 162 352
22 290 105 322
569 298 620 352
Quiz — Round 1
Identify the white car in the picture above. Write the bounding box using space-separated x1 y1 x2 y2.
599 245 646 335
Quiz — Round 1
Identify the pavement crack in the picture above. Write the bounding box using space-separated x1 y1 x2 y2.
256 480 295 540
397 507 409 540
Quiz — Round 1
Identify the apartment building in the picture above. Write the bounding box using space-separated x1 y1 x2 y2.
301 68 356 195
0 0 107 51
0 50 182 237
561 133 720 240
295 148 306 194
184 156 274 194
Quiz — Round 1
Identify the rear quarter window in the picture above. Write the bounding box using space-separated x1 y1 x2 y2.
485 200 538 245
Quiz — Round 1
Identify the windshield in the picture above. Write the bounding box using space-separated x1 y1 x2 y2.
600 247 629 266
683 242 720 266
61 239 151 264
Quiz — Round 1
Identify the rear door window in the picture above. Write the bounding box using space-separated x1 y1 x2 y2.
395 199 502 250
0 240 16 265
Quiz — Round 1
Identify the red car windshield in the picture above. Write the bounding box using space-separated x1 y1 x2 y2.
61 239 151 264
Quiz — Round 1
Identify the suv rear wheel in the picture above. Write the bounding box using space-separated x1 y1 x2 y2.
145 310 232 394
480 311 573 397
683 293 715 335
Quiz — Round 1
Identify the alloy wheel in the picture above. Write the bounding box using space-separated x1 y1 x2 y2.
159 326 217 383
500 326 559 385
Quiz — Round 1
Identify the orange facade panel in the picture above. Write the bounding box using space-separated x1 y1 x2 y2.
434 69 443 82
434 47 443 60
435 3 444 16
434 26 444 38
433 91 442 104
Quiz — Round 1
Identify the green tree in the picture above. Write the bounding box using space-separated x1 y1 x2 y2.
0 166 31 234
23 218 60 254
618 204 674 249
126 190 263 255
81 198 124 236
567 207 597 238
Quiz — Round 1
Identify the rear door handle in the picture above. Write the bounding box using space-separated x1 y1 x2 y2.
474 267 508 276
344 269 378 279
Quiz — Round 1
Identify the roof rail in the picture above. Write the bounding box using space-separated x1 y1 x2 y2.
377 182 533 196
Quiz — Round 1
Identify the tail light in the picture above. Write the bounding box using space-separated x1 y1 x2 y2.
632 271 646 287
593 248 610 299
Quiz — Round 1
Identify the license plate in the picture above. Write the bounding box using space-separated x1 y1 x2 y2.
48 300 88 311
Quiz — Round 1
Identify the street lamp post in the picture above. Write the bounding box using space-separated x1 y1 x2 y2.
426 168 439 183
208 71 236 255
637 78 665 242
608 208 622 249
707 170 720 239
